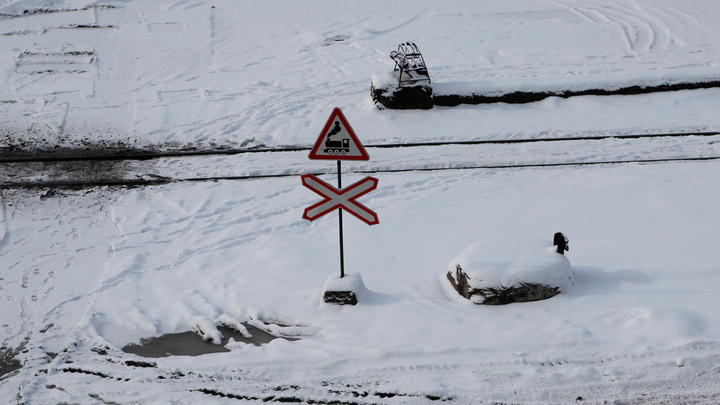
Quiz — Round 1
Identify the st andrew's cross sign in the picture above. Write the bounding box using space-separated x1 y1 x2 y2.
301 174 379 225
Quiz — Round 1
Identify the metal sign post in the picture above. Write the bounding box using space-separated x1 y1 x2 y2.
337 160 344 278
303 108 377 279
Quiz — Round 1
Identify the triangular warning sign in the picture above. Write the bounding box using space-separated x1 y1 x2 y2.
309 107 370 161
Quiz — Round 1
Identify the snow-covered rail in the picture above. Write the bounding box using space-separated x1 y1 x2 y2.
1 132 720 187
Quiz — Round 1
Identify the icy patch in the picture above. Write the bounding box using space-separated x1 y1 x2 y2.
121 325 285 358
121 309 317 358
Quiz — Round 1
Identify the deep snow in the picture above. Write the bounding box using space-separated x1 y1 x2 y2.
447 237 574 304
1 0 720 404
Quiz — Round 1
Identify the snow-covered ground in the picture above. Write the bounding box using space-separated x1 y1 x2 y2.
1 0 720 403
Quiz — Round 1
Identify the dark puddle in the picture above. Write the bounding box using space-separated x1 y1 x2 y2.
122 325 290 358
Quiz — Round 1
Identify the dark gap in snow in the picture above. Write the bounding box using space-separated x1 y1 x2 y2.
196 387 371 405
373 73 720 109
18 5 116 17
322 34 352 46
57 24 117 29
121 325 294 358
0 346 23 380
59 367 114 379
124 360 156 368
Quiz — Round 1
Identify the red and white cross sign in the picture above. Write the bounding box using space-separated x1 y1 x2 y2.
301 174 379 225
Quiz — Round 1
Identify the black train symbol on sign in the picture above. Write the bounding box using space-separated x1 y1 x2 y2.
324 121 350 154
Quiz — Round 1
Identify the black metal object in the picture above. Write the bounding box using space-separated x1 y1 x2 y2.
390 42 430 87
337 160 345 278
554 232 569 254
324 135 350 155
323 290 357 305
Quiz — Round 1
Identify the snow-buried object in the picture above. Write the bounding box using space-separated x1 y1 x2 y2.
371 42 433 110
446 237 574 305
371 71 432 110
323 272 367 305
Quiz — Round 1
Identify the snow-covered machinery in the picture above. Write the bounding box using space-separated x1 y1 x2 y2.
390 42 431 87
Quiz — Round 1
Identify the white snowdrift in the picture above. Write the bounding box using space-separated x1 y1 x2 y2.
2 0 720 403
448 238 574 299
190 315 222 345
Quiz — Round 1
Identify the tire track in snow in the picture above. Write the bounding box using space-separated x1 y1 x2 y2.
35 337 720 404
361 4 439 36
551 0 672 55
1 131 720 188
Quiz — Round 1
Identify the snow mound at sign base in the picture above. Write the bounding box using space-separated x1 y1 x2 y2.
447 238 574 305
322 273 369 305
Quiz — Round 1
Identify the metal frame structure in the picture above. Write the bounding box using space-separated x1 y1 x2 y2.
390 42 430 87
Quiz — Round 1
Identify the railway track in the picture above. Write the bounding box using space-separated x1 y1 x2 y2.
1 131 719 188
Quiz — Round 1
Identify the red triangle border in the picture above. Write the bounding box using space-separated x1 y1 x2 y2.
308 107 370 161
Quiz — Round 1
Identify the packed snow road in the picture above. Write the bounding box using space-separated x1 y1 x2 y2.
1 132 720 187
